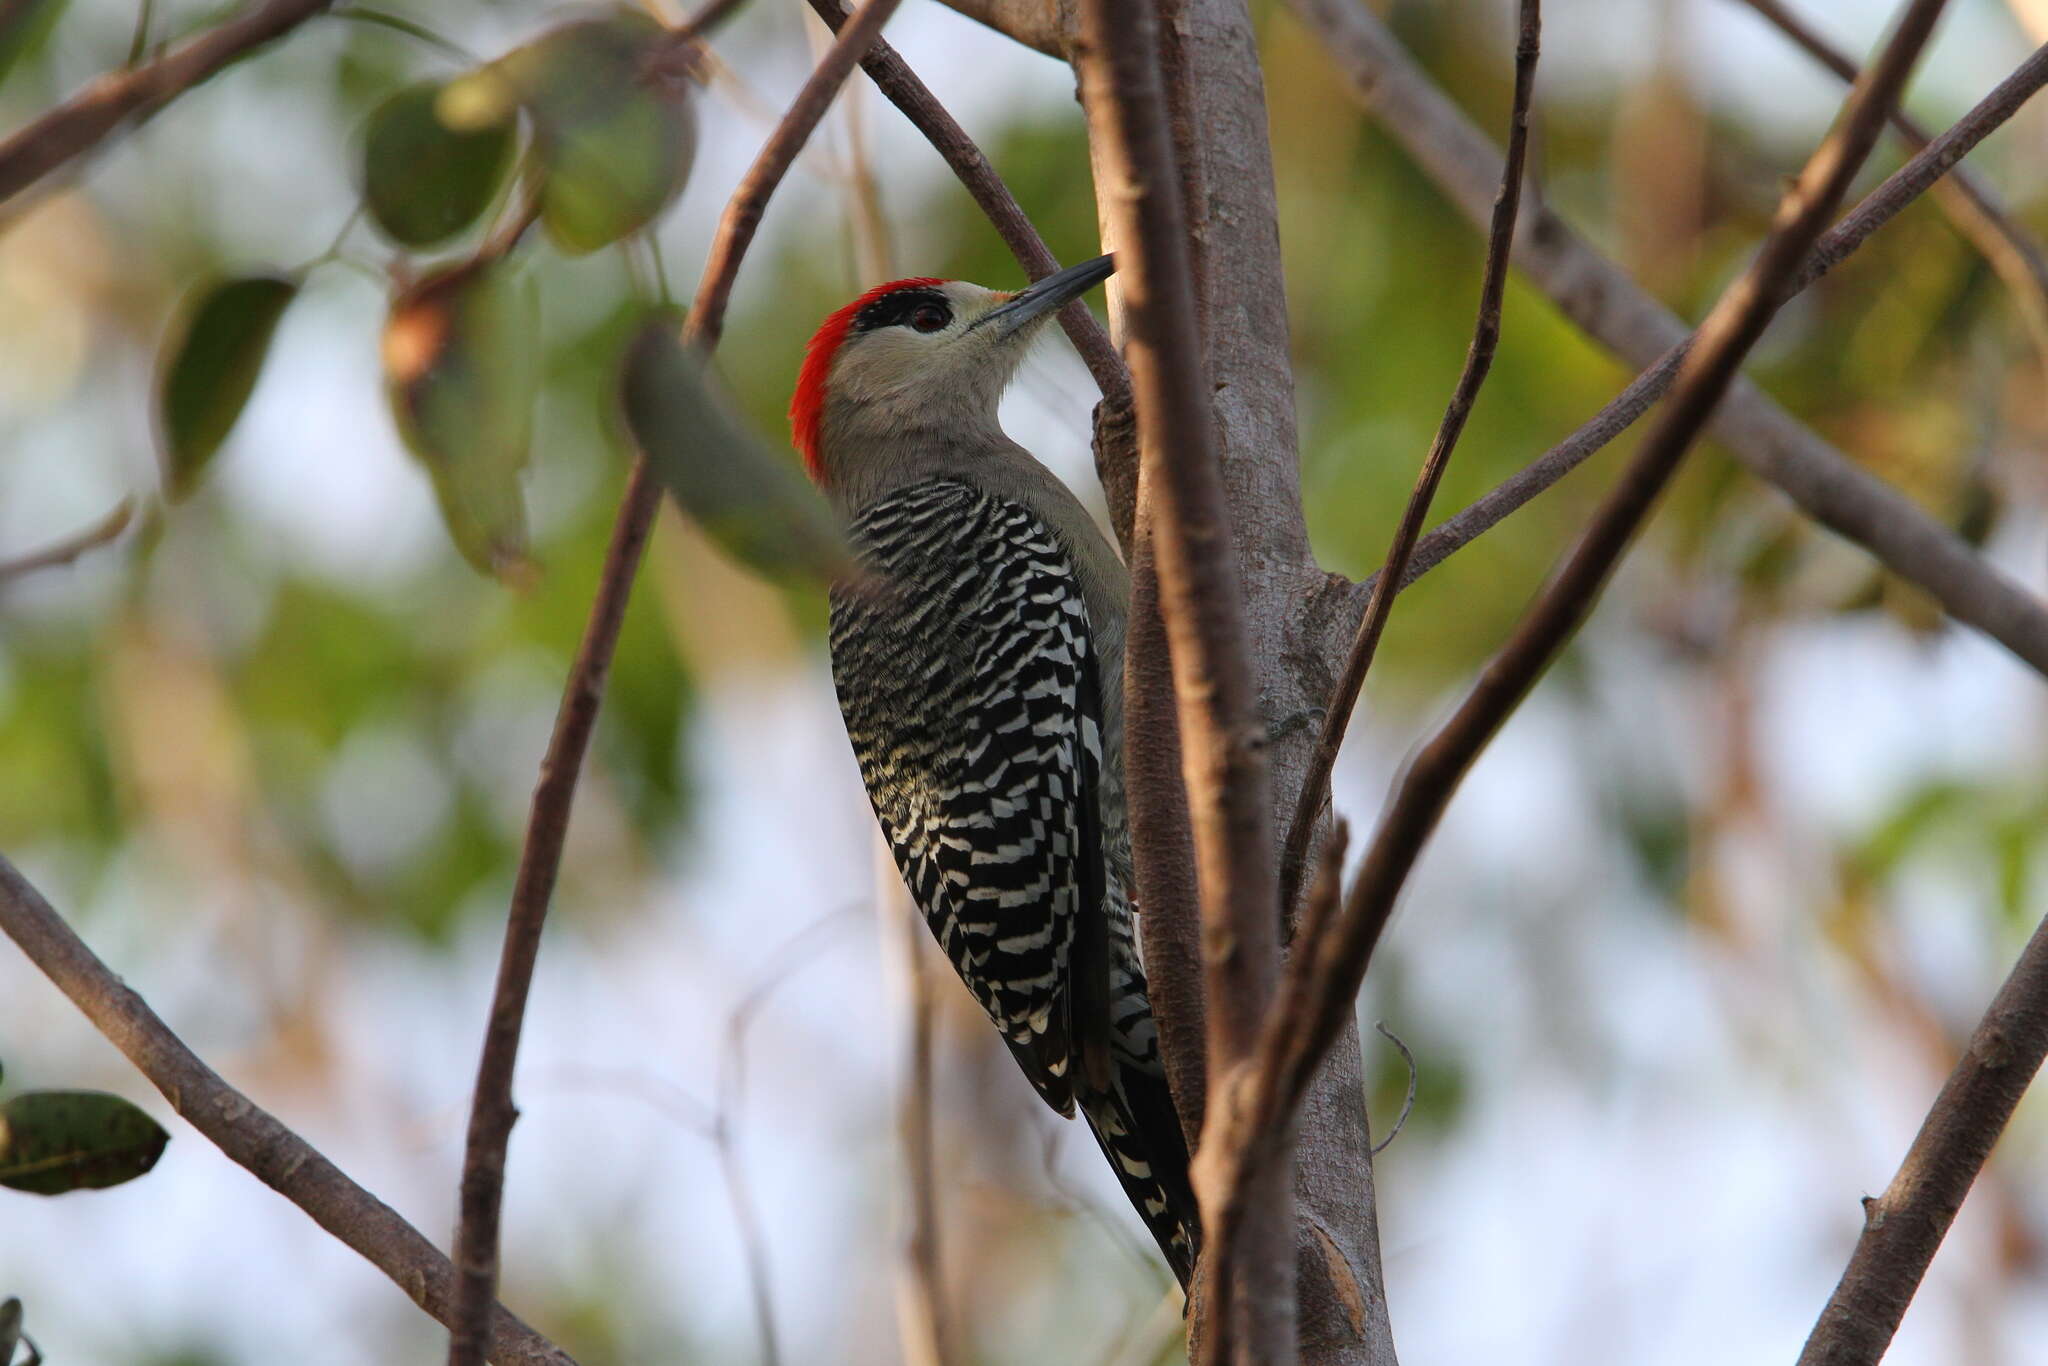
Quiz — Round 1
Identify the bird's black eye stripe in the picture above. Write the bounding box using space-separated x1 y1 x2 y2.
855 288 952 334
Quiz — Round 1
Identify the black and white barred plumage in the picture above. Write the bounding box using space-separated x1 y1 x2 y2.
829 478 1198 1287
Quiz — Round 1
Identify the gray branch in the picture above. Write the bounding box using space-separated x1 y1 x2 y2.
0 853 577 1366
1799 906 2048 1363
0 0 333 206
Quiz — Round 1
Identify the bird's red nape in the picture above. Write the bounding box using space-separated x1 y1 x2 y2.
790 277 948 482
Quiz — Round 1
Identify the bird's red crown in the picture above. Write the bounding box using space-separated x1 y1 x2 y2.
790 277 948 482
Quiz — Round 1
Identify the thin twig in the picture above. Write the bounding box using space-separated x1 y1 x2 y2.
1277 0 1950 1136
1797 909 2048 1364
1367 1022 1415 1157
892 895 953 1366
1103 1286 1193 1366
712 1123 781 1366
1077 0 1288 1359
672 0 751 42
476 190 543 266
686 0 905 347
305 204 366 270
443 2 907 1361
832 30 894 285
0 855 578 1366
1301 1 2048 678
126 0 157 68
1191 816 1344 1340
648 0 754 85
1034 1111 1164 1280
1286 822 1348 960
326 7 478 63
518 919 862 1366
0 500 134 586
1277 0 1540 920
537 914 858 1366
0 0 334 206
533 1064 718 1135
1730 0 2048 395
538 1056 783 1359
445 458 664 1366
711 904 862 1366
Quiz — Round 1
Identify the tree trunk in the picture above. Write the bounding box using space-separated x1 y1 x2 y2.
938 1 1398 1359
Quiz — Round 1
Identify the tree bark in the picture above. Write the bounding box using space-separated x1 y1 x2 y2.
1077 0 1294 1354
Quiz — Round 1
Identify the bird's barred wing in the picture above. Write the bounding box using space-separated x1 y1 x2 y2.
829 479 1105 1117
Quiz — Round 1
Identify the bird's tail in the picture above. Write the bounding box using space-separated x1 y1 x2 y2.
1081 1057 1202 1291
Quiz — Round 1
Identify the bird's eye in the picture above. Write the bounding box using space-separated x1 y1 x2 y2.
909 303 950 333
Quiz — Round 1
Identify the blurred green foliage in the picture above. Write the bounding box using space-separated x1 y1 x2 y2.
0 646 121 848
622 316 852 586
0 0 65 92
384 257 543 581
486 10 699 255
156 276 299 500
361 78 517 248
1849 779 2048 931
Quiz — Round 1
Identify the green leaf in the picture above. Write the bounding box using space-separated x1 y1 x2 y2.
156 276 298 500
480 10 697 255
535 83 696 256
382 259 539 582
620 317 851 586
0 1090 168 1195
0 1297 19 1365
0 0 66 91
361 79 516 248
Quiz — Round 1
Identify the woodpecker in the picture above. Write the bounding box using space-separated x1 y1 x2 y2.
795 257 1199 1289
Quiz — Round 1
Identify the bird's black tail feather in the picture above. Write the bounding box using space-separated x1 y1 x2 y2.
1081 1059 1202 1290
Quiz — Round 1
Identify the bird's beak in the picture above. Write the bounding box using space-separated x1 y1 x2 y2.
971 254 1115 339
